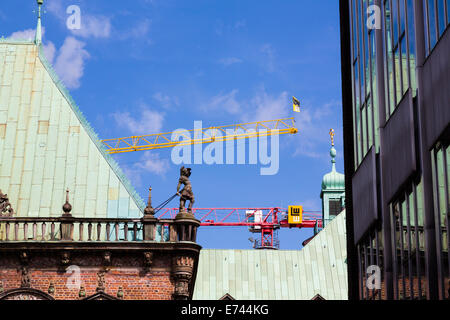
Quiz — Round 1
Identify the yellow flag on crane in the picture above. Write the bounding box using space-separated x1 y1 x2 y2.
293 96 300 112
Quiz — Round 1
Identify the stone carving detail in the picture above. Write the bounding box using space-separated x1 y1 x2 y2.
96 270 106 292
18 251 31 288
117 286 124 299
143 252 153 271
19 251 29 265
0 288 55 300
103 251 111 266
173 273 192 299
177 167 194 213
174 255 194 268
0 190 14 216
172 255 195 300
61 251 70 266
48 281 55 295
4 293 42 300
20 266 30 288
79 286 86 298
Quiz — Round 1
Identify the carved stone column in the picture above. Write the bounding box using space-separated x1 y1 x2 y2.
172 255 195 300
173 214 200 242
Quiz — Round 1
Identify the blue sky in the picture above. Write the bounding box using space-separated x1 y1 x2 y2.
1 0 344 250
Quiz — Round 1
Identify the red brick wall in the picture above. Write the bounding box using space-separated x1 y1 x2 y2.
0 267 175 300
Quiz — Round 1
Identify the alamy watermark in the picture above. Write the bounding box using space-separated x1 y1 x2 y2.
65 265 81 289
66 5 81 30
367 5 381 30
170 121 280 176
366 265 381 290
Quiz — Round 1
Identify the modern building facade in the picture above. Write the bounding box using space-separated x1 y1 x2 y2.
340 0 449 299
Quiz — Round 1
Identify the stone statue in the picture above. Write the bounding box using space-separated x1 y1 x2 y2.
20 266 30 288
0 190 14 216
96 270 106 292
177 166 194 213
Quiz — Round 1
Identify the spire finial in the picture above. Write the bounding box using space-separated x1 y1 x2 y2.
329 128 335 147
62 188 72 215
35 0 44 45
144 186 155 215
329 129 336 171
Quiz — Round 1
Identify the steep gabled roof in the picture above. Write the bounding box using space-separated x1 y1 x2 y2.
0 40 145 218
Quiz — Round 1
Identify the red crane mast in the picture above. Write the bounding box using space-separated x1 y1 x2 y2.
156 208 322 249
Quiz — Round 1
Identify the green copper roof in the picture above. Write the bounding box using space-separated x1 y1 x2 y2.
0 40 145 218
193 211 347 300
321 146 345 191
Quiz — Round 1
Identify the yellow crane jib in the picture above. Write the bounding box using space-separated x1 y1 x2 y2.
101 118 298 154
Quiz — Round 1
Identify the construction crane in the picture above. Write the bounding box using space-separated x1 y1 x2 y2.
156 207 323 250
102 117 320 249
101 117 298 154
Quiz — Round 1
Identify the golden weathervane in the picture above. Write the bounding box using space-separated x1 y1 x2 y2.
329 129 335 146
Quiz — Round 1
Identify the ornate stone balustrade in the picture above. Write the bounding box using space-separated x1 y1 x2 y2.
0 214 201 300
0 188 201 300
0 216 199 244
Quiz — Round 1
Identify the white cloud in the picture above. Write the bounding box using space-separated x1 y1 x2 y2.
46 0 64 17
218 57 243 67
8 28 88 89
243 90 289 122
53 37 90 89
200 88 289 121
198 88 342 159
13 3 92 89
134 151 170 176
8 28 37 41
48 3 150 42
71 14 112 39
8 29 56 62
292 100 342 158
111 104 165 135
152 92 179 109
47 1 111 39
123 151 170 185
42 41 56 64
205 89 241 115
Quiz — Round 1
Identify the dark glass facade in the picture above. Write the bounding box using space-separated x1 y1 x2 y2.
340 0 449 300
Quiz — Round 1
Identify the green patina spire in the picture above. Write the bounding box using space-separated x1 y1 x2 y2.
35 0 44 45
321 129 344 190
320 129 345 227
